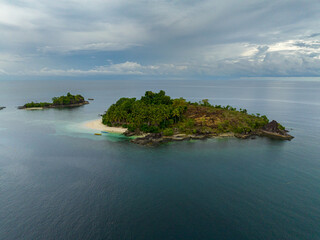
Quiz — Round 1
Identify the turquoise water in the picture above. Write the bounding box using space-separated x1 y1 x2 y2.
0 80 320 239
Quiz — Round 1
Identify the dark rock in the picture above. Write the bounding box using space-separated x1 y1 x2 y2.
129 120 295 146
123 130 136 137
148 133 162 139
261 120 294 140
234 133 251 139
130 133 164 146
262 120 284 134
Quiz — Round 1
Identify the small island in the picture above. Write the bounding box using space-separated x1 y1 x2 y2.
101 90 293 146
19 92 89 110
0 106 5 110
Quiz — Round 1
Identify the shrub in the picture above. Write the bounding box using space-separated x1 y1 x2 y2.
140 124 159 133
185 119 195 128
127 124 137 132
278 123 285 130
163 128 174 136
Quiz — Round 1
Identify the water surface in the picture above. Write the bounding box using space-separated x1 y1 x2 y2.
0 80 319 239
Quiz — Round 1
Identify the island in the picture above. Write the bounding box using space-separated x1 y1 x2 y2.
101 90 293 146
0 106 5 110
19 92 89 109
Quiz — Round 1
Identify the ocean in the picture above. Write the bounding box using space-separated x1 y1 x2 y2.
0 79 319 239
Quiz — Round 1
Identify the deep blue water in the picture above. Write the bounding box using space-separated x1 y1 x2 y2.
0 79 320 240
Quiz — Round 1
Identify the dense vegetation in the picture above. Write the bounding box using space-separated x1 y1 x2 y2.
23 93 85 108
24 102 52 108
102 90 274 135
52 93 85 106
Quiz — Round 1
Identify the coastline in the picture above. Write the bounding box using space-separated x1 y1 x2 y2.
82 119 293 146
130 129 293 146
83 119 127 134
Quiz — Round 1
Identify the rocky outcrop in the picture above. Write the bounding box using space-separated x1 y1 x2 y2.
124 130 143 137
234 133 252 139
259 120 294 140
127 120 294 146
130 133 211 146
233 120 294 140
131 133 169 146
262 120 284 133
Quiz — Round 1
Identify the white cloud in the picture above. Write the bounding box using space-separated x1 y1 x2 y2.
0 2 45 29
15 61 188 76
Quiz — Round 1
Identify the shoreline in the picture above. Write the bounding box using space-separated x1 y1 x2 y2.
82 120 293 146
83 119 127 134
25 107 44 110
130 130 293 146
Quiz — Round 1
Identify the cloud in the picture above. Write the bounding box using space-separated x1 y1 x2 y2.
1 0 320 78
0 0 148 54
16 61 188 76
0 2 45 29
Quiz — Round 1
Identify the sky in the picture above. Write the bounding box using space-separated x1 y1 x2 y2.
0 0 320 80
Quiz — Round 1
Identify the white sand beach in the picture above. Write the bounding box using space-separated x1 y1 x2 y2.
25 107 44 110
83 119 127 133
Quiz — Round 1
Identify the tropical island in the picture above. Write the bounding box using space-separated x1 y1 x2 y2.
19 92 89 109
101 90 293 146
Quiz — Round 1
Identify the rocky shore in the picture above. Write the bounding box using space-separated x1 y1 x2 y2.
130 133 209 146
128 120 294 146
259 120 294 140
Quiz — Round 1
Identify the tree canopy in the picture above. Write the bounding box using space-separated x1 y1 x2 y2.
52 92 85 106
102 90 270 135
102 91 186 133
23 92 85 108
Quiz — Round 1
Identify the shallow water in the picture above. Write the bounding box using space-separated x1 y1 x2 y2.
0 79 320 239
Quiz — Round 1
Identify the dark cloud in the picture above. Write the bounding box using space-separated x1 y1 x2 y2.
293 41 320 49
0 0 320 78
308 33 320 38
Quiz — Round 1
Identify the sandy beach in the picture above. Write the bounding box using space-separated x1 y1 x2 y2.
83 119 127 133
25 107 44 110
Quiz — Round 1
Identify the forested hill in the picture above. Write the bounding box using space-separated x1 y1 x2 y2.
21 93 88 109
102 90 290 139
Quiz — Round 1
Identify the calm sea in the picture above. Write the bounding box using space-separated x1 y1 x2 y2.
0 79 319 240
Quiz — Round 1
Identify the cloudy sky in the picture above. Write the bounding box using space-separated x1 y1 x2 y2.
1 0 320 79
